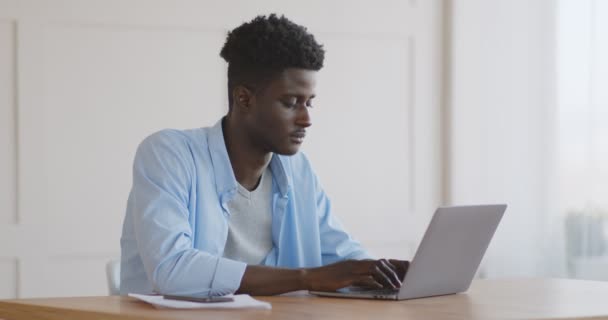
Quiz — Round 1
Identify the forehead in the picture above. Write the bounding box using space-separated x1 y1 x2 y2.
265 68 317 95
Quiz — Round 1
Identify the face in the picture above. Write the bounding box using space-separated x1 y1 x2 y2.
242 68 316 155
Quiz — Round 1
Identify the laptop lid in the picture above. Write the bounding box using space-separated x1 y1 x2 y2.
397 204 506 300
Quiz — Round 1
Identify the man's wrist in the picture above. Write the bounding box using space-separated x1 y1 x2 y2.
299 267 313 291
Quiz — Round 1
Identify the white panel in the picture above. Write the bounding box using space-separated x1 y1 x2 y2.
304 35 411 253
0 20 16 224
449 0 554 277
0 225 48 258
34 25 226 254
20 256 111 298
0 259 18 299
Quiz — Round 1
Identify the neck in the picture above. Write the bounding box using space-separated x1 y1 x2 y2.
223 115 272 191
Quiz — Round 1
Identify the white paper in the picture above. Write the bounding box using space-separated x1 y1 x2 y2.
128 293 271 310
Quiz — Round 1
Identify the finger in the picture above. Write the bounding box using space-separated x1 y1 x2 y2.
370 262 398 289
389 259 410 281
354 276 384 289
378 259 402 288
355 259 399 288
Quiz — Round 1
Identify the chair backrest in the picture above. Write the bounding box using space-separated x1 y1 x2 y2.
106 259 121 295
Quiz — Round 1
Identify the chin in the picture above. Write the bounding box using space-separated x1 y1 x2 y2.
274 144 301 156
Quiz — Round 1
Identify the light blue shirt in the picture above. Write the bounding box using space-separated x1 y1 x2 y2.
120 119 371 295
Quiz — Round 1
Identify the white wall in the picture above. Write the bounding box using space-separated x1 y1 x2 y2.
0 0 443 297
447 0 557 277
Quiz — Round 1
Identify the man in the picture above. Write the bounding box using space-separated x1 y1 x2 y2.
120 14 408 296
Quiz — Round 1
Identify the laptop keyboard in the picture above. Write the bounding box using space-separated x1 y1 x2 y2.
338 287 399 295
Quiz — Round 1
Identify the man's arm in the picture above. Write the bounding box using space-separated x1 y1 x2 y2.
237 259 409 296
129 131 246 295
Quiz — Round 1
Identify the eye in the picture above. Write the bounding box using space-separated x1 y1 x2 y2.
305 99 314 108
281 98 297 108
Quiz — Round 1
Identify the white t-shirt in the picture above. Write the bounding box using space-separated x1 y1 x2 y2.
222 166 273 265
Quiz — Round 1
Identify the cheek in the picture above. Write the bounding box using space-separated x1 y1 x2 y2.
260 106 293 131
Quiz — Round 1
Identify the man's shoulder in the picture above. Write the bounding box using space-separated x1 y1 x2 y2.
137 127 209 154
141 127 206 147
134 127 210 166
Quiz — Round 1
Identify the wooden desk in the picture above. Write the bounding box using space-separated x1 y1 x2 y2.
1 279 608 320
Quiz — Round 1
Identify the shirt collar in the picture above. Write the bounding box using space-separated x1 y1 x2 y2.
269 154 291 197
207 118 291 198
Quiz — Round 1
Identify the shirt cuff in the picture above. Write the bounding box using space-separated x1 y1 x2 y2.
211 257 247 293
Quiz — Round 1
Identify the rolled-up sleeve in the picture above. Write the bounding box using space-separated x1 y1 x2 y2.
130 131 246 295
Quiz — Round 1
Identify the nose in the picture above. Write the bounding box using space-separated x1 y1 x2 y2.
296 105 312 128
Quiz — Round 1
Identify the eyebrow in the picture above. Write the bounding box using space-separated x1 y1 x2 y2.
281 93 316 99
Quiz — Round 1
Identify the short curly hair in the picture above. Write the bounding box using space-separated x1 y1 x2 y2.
220 14 325 108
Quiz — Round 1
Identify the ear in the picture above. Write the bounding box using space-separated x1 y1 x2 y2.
232 85 255 113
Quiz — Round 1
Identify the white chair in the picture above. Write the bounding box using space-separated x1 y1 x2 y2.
105 259 121 295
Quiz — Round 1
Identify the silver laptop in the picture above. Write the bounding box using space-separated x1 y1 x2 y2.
310 204 507 300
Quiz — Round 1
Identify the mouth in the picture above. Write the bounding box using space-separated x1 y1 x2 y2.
290 131 306 144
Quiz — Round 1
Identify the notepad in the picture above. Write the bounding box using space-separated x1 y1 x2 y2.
128 293 272 310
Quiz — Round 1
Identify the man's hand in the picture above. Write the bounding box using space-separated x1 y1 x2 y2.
305 259 410 292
